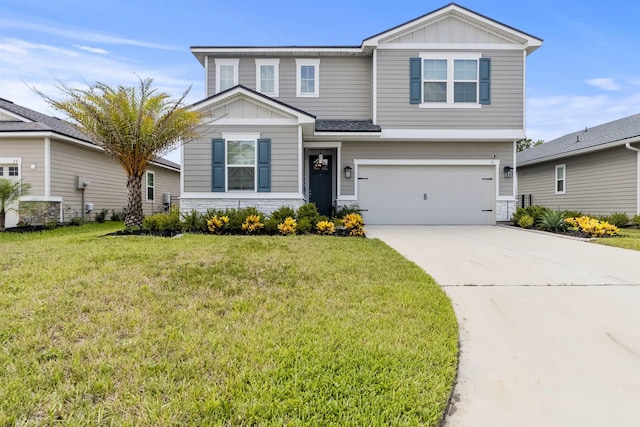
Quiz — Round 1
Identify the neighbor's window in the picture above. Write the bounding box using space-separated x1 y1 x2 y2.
555 164 566 194
0 167 3 176
8 166 18 177
227 139 256 191
421 53 481 105
255 59 279 97
296 59 320 97
146 171 155 202
215 58 239 93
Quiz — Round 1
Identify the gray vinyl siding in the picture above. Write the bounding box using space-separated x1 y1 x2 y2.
183 124 299 193
340 140 513 197
0 138 45 195
376 49 524 129
206 56 372 119
517 146 638 215
50 139 180 219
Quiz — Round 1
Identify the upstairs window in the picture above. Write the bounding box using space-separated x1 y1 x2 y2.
296 59 320 97
255 59 279 97
555 164 566 194
215 58 239 93
410 53 490 107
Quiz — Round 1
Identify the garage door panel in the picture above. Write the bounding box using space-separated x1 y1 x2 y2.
358 165 495 225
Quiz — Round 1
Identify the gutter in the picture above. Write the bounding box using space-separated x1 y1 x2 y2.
626 143 640 215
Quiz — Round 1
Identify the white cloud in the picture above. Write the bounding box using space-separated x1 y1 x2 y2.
75 45 110 55
585 77 621 91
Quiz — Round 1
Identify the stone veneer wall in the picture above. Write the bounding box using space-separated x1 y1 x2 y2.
180 198 306 216
496 200 516 222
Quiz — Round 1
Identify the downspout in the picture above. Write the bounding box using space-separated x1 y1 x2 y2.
626 143 640 215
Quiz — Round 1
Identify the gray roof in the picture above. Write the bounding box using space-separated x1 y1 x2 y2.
0 97 180 171
0 97 93 143
518 113 640 166
315 119 381 133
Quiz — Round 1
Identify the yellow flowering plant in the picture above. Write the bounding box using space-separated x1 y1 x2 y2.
316 220 335 235
277 217 297 235
343 213 366 237
565 216 618 237
242 214 264 234
207 215 229 234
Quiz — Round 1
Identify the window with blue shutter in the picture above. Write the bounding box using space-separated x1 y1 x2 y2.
409 57 422 104
257 138 271 192
211 138 225 192
479 58 491 105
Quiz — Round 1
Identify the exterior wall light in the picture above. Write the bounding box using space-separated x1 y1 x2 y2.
503 166 513 179
344 165 352 179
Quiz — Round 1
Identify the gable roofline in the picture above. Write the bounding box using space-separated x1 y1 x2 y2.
362 3 542 54
190 85 316 124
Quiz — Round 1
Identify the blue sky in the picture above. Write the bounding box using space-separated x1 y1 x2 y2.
1 0 639 163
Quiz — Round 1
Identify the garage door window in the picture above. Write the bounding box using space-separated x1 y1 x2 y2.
555 164 566 194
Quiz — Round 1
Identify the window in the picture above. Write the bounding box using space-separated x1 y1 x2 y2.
0 167 3 176
255 59 279 97
212 136 271 193
8 166 18 177
296 59 320 97
410 54 490 107
555 164 566 194
227 139 256 191
215 58 239 93
146 171 155 201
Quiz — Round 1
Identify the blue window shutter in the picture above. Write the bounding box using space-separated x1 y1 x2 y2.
257 138 271 192
409 57 422 104
479 58 491 105
211 138 225 192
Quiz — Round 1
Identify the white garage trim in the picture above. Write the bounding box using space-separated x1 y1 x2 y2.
353 158 501 199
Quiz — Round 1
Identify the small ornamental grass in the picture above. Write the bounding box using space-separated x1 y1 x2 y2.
565 216 618 237
207 215 229 234
343 213 366 236
277 217 297 235
316 220 335 235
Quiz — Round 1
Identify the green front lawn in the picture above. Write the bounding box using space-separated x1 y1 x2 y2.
0 223 458 426
596 227 640 251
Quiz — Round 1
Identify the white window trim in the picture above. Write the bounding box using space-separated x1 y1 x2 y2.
215 58 239 93
146 171 155 202
419 52 482 109
295 58 320 98
555 164 566 194
222 133 261 192
255 59 280 97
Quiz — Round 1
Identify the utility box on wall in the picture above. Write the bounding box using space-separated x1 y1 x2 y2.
75 175 90 189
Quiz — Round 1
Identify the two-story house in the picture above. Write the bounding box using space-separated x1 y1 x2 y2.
180 3 542 225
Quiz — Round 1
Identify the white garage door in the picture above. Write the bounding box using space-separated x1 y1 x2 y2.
358 165 496 225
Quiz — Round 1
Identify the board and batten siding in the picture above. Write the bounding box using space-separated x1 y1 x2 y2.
517 146 638 215
183 124 299 193
0 138 46 195
206 56 372 120
340 140 514 197
50 139 179 219
376 49 524 129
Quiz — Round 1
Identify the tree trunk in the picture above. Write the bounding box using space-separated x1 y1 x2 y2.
0 211 5 232
125 174 144 229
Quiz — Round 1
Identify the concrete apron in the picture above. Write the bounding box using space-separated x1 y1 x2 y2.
366 225 640 427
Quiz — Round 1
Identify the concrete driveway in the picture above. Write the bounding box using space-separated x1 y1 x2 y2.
367 226 640 427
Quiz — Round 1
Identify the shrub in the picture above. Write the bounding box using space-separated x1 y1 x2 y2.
510 207 528 225
603 212 630 227
517 214 534 229
297 203 320 233
110 210 124 221
142 207 181 233
565 216 618 237
632 215 640 227
316 220 335 235
181 210 206 233
69 217 83 226
564 211 584 219
224 207 264 233
343 213 366 237
335 204 361 219
277 217 297 235
526 205 550 223
537 209 568 232
264 206 297 234
95 208 108 223
242 214 264 234
207 215 229 234
43 219 58 230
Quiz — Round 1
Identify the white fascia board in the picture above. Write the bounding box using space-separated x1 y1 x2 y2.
518 137 640 167
191 47 363 55
354 159 499 166
209 118 299 126
304 141 342 149
377 43 525 51
380 129 525 141
181 192 304 199
313 132 381 138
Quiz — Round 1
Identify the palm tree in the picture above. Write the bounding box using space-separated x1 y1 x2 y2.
0 179 30 231
36 78 201 228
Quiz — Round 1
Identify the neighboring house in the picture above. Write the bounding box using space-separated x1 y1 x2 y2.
181 3 542 225
517 113 640 216
0 98 181 228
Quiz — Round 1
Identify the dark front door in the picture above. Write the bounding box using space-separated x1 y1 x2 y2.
309 155 333 217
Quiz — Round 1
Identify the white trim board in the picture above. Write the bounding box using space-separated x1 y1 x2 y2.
380 129 524 140
181 192 304 199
